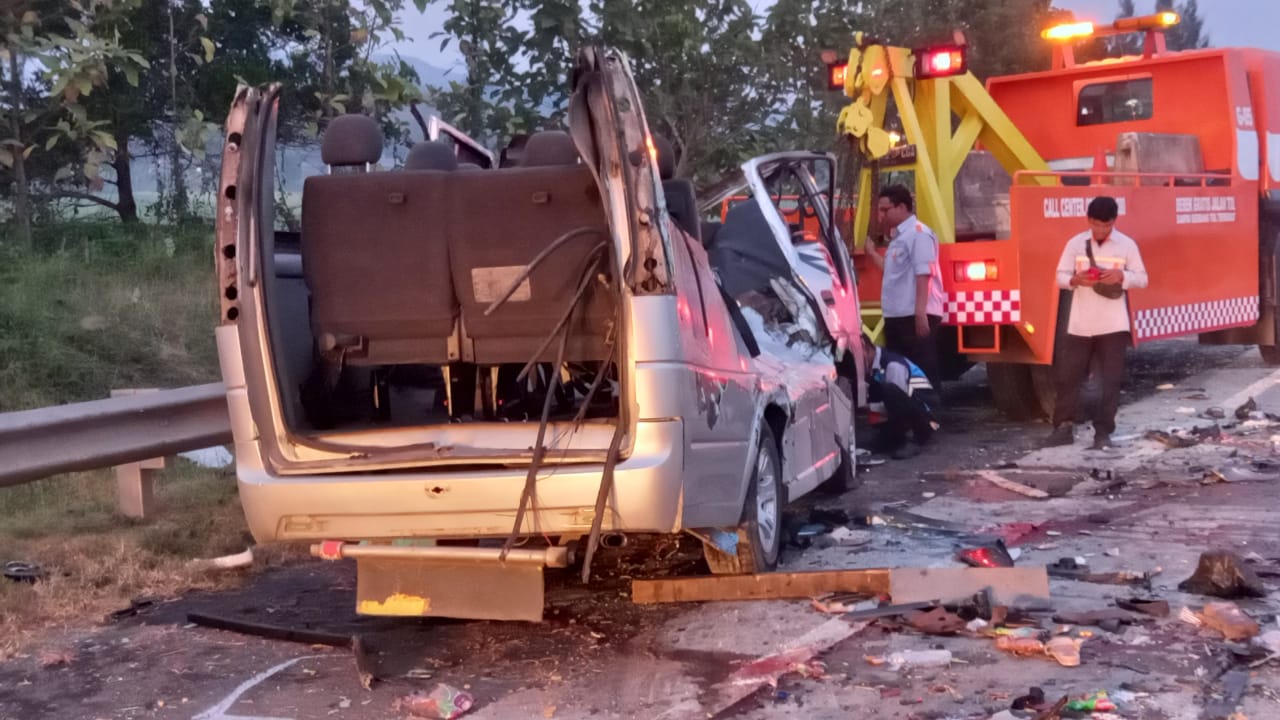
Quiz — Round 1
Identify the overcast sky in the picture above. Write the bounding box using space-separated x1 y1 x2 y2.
389 0 1280 74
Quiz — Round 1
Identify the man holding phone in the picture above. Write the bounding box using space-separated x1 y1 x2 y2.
1043 196 1148 450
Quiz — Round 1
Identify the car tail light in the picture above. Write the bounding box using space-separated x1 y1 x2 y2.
914 46 967 79
954 260 999 282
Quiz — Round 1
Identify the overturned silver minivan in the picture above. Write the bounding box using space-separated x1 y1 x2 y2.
214 47 863 621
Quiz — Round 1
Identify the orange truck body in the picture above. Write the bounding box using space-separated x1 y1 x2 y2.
930 46 1280 364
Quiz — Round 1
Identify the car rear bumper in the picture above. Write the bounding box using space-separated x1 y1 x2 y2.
236 418 686 542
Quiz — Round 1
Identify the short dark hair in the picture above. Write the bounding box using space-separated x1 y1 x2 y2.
1087 196 1119 222
879 184 914 213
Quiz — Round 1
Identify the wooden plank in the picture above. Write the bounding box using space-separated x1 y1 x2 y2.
975 470 1050 499
631 569 891 605
889 567 1051 606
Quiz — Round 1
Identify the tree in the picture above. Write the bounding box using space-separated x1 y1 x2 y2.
591 0 770 187
1156 0 1209 51
1 1 147 245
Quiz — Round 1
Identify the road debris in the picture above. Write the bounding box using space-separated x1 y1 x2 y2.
1178 550 1268 598
904 606 967 635
1200 601 1260 641
393 684 474 719
727 646 826 688
1235 397 1258 420
867 649 952 670
956 541 1016 568
1144 429 1199 448
975 470 1050 499
3 560 45 583
1115 597 1170 618
1065 690 1117 712
1045 637 1082 667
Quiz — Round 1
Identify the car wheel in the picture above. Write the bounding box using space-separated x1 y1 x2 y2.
703 423 784 574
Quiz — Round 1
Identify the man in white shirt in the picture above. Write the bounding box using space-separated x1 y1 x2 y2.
1043 196 1148 450
863 184 947 390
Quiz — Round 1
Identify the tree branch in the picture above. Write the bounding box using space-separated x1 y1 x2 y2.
39 189 121 212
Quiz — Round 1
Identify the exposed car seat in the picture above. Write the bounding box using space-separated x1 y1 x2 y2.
652 136 701 245
405 140 459 171
321 114 383 171
448 131 613 364
302 117 458 366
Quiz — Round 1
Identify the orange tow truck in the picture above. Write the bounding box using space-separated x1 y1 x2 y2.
827 12 1280 418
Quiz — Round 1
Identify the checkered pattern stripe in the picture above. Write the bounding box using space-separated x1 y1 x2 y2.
944 290 1022 325
1133 296 1259 340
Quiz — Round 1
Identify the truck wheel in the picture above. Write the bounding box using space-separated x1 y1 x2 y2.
1262 346 1280 366
703 424 783 574
986 362 1043 420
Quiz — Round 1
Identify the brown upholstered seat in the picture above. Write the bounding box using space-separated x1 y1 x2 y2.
302 169 457 365
447 132 613 364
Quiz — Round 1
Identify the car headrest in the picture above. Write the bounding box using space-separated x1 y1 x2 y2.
405 141 458 171
652 136 676 180
521 131 579 166
321 114 383 167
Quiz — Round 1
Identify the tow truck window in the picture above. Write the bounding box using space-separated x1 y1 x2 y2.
1077 78 1153 126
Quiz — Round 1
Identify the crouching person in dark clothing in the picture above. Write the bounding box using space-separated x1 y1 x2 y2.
863 335 940 459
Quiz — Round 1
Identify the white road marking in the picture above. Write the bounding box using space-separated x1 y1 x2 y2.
1221 364 1280 412
193 655 326 720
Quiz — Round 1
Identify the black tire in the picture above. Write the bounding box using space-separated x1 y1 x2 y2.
1262 345 1280 366
703 423 784 574
987 362 1043 421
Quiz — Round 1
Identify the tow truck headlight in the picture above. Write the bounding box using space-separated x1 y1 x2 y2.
954 260 999 282
914 45 967 79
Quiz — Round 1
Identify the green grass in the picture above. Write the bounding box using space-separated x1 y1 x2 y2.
0 222 220 411
0 222 268 658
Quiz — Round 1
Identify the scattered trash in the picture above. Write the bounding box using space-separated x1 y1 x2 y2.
3 561 45 583
1010 686 1045 710
394 684 475 719
1178 606 1203 627
1205 464 1280 484
728 646 826 688
1053 609 1142 633
825 526 873 548
904 607 967 636
975 470 1049 499
189 547 254 571
1202 406 1227 419
1045 637 1083 667
1178 550 1267 598
922 491 936 499
1105 548 1121 557
1236 397 1259 419
995 635 1046 657
1201 601 1260 641
844 600 937 621
956 541 1015 568
1144 429 1199 448
1175 406 1197 415
966 618 989 633
1049 557 1157 586
1191 423 1223 439
1116 598 1171 618
869 649 953 670
1156 383 1175 390
1066 691 1117 712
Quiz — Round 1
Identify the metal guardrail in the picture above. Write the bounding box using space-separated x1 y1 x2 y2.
0 383 232 489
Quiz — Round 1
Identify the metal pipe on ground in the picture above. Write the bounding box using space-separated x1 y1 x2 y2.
0 383 232 488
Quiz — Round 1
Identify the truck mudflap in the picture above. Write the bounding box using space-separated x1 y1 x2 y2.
314 541 570 622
